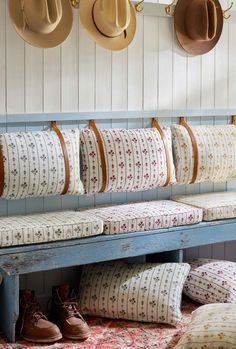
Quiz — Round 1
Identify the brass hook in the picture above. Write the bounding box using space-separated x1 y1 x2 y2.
70 0 80 9
165 0 176 16
135 0 144 12
223 1 234 19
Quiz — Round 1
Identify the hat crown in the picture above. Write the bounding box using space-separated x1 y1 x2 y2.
21 0 63 34
185 0 217 41
93 0 131 37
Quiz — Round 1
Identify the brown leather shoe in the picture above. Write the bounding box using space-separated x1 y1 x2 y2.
51 285 90 340
18 289 62 343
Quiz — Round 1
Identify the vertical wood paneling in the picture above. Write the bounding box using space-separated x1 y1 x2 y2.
229 23 236 107
61 12 79 112
201 51 215 108
43 47 61 112
78 21 95 111
173 38 187 109
128 15 143 111
6 13 25 114
0 0 6 114
187 57 201 109
95 46 112 111
158 18 173 109
143 14 158 110
25 45 43 113
112 49 128 110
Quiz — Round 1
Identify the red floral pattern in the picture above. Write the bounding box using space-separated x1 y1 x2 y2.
1 298 198 349
80 127 176 194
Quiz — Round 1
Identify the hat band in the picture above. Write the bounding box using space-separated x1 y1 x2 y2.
92 3 127 39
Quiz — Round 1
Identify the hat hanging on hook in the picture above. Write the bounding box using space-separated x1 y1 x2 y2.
8 0 73 48
79 0 136 51
172 0 224 55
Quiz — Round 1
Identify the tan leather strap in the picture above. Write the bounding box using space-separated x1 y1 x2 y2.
151 118 171 187
179 117 198 184
231 115 236 125
0 144 4 196
89 120 107 193
51 121 70 195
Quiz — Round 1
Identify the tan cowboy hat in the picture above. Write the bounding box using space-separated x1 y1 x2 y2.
80 0 136 51
8 0 73 48
174 0 223 55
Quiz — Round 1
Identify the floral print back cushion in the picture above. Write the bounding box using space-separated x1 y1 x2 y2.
171 124 236 185
78 261 190 326
175 303 236 349
80 127 176 194
184 258 236 304
0 128 83 199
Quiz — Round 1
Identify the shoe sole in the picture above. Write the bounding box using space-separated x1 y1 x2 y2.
61 331 90 340
22 333 63 343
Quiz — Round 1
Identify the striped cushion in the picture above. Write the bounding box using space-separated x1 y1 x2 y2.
78 261 190 325
183 259 236 304
80 127 176 194
0 211 103 247
171 191 236 221
0 128 83 199
84 200 203 234
172 124 236 184
175 303 236 349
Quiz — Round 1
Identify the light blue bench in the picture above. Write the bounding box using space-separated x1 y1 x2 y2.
0 217 235 342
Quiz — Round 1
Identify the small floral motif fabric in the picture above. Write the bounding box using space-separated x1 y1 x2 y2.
171 191 236 221
0 129 83 199
171 124 236 184
78 261 190 326
175 303 236 349
80 127 176 194
0 211 103 247
183 258 236 304
84 200 203 234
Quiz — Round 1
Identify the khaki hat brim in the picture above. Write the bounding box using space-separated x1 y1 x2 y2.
174 0 223 55
80 0 136 51
8 0 73 48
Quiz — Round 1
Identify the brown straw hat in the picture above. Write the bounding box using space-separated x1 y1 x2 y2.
8 0 73 48
174 0 223 55
80 0 136 51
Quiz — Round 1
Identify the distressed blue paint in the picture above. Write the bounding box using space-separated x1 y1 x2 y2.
0 270 19 342
0 110 233 123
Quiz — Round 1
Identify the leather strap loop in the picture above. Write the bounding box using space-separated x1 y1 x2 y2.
231 115 236 125
179 117 198 184
89 120 107 193
51 121 70 195
0 144 4 197
151 118 171 187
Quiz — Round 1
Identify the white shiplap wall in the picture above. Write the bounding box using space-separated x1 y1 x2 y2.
0 0 236 299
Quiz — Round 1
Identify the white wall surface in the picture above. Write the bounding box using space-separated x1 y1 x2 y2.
0 0 236 300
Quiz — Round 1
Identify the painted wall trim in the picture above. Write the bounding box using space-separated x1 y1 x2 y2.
0 109 235 124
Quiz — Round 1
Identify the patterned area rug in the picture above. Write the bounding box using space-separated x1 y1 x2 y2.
0 298 199 349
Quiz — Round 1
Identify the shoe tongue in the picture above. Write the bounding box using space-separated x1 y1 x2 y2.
58 285 70 301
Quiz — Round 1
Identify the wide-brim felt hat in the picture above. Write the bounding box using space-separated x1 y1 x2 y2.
8 0 73 48
80 0 136 51
174 0 223 55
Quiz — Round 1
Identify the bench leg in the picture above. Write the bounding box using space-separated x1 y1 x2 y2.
0 270 19 343
147 249 184 263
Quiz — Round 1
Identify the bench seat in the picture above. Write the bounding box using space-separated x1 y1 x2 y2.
171 191 236 221
84 200 203 234
0 210 103 247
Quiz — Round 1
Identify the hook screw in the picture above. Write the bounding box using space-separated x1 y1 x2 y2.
135 0 144 12
70 0 80 9
223 1 234 19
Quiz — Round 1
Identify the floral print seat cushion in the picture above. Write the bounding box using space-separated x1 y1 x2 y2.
175 303 236 349
171 191 236 221
183 258 236 304
84 200 203 234
0 211 103 247
171 124 236 184
78 261 190 326
80 127 176 194
0 128 83 199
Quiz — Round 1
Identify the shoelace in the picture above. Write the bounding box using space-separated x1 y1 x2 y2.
19 300 47 336
62 300 84 319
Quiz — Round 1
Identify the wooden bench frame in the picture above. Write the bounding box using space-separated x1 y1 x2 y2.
0 218 235 342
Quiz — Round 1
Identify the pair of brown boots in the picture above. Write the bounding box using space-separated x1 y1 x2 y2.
18 285 89 343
